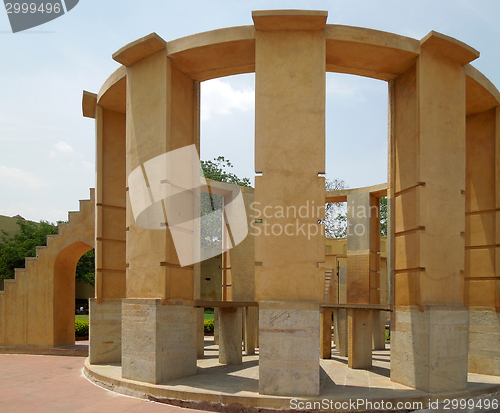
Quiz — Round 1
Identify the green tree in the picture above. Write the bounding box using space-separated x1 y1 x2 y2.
0 220 58 281
201 156 251 187
323 178 348 238
0 220 95 286
200 157 251 248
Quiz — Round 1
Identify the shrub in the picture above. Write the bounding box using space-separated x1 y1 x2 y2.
75 319 89 337
204 319 214 334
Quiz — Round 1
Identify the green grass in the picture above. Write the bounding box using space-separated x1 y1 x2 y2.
75 314 89 322
204 308 214 321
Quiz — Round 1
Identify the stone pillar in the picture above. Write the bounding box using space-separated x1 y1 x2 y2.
320 307 332 359
253 10 327 397
122 299 197 383
230 187 257 355
219 307 242 365
114 34 199 382
348 309 373 369
214 307 220 345
390 32 478 392
372 310 386 350
89 299 122 364
259 302 320 396
465 105 500 375
197 308 204 359
346 192 380 368
244 307 258 355
85 86 127 363
334 308 348 357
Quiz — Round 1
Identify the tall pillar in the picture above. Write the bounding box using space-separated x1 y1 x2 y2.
83 88 127 365
115 34 199 383
466 105 500 375
335 265 348 356
390 32 478 392
230 187 256 355
346 192 380 368
253 10 327 397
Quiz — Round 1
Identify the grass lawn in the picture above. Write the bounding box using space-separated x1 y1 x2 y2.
204 308 214 321
75 315 89 322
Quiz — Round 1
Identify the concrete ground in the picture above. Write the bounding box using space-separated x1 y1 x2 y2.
1 338 500 413
0 353 196 413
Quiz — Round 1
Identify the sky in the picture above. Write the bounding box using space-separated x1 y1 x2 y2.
0 0 499 223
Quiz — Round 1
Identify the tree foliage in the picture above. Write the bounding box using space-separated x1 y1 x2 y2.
201 156 251 187
0 220 95 286
323 178 348 238
200 157 252 249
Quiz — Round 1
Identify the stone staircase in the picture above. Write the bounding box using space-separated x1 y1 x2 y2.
0 189 95 348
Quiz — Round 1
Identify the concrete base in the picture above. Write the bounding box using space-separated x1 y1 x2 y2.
469 307 500 376
122 299 197 384
348 309 373 369
259 302 320 397
334 308 348 357
219 307 242 365
320 308 332 359
89 298 122 364
391 305 469 392
372 310 386 350
244 307 258 355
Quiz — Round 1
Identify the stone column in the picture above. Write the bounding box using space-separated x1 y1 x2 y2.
219 307 242 365
465 105 500 376
244 307 258 355
348 309 373 369
197 308 204 358
372 310 386 350
390 32 478 392
346 192 380 368
115 33 199 383
334 308 348 357
84 85 127 364
253 10 327 397
230 187 257 355
320 307 332 359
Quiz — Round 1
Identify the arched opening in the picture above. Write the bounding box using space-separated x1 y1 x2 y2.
53 241 92 347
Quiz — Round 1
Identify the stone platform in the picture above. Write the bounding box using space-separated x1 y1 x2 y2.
84 337 500 412
0 340 88 357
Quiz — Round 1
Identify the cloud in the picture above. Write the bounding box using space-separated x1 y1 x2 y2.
201 79 254 121
0 165 45 189
54 141 75 154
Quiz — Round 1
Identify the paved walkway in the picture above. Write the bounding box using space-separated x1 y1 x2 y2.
1 339 500 413
0 354 195 413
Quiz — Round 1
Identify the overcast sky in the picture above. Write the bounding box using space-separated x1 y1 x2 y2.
1 0 499 223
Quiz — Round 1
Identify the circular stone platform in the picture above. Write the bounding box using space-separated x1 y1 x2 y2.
84 338 500 412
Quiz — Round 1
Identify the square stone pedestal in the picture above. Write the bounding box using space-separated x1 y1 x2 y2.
244 306 258 355
122 299 197 384
89 298 122 364
468 308 500 376
372 310 386 350
334 308 348 357
391 305 469 392
259 302 320 397
219 307 242 365
348 309 373 369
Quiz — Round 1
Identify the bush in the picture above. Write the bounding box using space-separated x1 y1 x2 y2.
204 319 214 334
75 319 89 337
